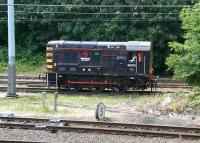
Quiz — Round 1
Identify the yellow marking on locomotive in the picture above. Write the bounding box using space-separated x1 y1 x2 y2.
46 53 53 57
46 47 53 51
47 65 53 69
46 59 53 63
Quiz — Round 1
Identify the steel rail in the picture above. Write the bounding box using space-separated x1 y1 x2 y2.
0 79 189 86
0 80 192 88
0 80 192 90
0 80 45 85
0 122 200 139
1 117 200 134
0 75 40 80
0 86 57 93
0 78 191 86
0 75 192 93
0 75 186 83
0 86 185 94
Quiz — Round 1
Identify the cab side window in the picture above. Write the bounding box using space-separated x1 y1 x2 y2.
128 52 136 63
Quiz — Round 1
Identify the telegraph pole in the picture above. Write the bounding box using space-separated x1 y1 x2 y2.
7 0 17 97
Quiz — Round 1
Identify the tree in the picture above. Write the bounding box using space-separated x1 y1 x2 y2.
166 2 200 84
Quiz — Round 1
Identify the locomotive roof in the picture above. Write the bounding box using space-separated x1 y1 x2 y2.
127 41 151 51
97 42 126 46
47 40 65 46
47 40 151 51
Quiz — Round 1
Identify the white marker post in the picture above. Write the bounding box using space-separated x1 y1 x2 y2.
7 0 17 97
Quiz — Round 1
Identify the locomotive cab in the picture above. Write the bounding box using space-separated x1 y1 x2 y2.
126 41 152 76
125 41 152 89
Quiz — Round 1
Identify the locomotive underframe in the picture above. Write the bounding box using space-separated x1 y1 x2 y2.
46 72 154 92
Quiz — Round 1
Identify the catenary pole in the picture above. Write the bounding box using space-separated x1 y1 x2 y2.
7 0 17 97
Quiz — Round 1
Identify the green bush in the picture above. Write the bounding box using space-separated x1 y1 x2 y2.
0 42 45 73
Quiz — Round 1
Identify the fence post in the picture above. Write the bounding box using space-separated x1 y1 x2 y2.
54 92 58 112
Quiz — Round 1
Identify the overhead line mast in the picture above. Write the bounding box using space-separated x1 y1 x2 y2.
7 0 17 97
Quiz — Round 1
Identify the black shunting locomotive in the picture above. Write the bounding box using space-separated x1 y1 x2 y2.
46 41 155 92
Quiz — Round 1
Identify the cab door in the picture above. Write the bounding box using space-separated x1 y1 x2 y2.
137 51 145 74
137 51 150 75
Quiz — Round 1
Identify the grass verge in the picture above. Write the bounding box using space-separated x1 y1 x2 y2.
0 93 139 116
0 89 200 117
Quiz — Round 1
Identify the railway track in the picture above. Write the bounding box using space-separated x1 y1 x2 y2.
0 86 180 94
0 75 192 94
0 86 57 93
0 75 41 80
0 81 193 89
0 79 192 87
0 75 188 83
0 116 200 139
0 75 184 82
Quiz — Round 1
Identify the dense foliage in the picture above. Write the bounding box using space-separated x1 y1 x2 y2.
166 2 200 84
0 0 192 74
